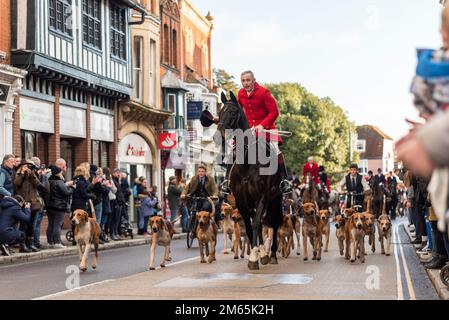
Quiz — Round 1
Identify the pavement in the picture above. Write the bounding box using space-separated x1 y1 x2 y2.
34 218 437 300
403 223 449 300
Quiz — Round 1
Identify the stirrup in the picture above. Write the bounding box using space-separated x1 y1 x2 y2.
280 180 292 195
220 180 231 195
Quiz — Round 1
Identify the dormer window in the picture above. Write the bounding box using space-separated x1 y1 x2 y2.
49 0 73 37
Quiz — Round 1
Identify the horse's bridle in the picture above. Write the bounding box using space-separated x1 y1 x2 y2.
218 102 242 130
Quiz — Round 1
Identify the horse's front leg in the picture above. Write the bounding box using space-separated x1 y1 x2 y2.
259 225 269 265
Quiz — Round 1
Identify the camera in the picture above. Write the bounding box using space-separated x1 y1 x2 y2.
25 163 38 171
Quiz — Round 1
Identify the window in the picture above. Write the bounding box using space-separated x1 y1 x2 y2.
164 94 176 129
49 0 72 36
110 4 127 59
133 36 143 100
172 29 177 68
356 139 366 153
91 140 110 168
163 24 169 64
20 131 49 166
358 160 369 175
149 39 156 105
82 0 102 49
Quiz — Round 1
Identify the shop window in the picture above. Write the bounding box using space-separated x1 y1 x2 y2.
91 140 110 168
164 94 176 129
60 139 74 180
20 131 49 165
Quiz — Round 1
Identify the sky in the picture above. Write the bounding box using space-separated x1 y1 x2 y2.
192 0 443 141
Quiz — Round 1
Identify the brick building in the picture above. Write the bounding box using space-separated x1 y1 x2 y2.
118 0 172 220
0 0 27 157
179 0 219 181
356 125 395 175
9 0 146 179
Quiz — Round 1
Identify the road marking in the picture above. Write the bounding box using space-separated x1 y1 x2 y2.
32 255 199 300
33 279 115 300
396 226 416 300
393 225 404 300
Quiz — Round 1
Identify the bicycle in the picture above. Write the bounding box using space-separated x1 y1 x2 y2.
339 191 365 213
183 195 218 248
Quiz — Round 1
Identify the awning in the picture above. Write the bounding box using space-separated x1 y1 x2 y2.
161 70 188 92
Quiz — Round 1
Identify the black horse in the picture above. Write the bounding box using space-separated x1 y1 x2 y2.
217 91 283 270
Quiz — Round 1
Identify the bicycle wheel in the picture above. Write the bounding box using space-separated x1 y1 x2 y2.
440 265 449 288
186 214 196 248
66 231 74 242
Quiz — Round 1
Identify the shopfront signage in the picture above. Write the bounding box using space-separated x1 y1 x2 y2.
119 133 152 164
91 112 114 142
187 101 203 120
60 105 86 138
158 132 177 150
20 97 54 133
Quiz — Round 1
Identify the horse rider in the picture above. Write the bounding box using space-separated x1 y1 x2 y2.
217 70 292 195
376 168 386 185
318 165 331 193
180 164 219 214
302 156 321 190
337 163 370 211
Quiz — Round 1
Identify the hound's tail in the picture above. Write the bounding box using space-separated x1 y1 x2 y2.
207 197 216 218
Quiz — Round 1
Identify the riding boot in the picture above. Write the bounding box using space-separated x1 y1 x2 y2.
278 153 292 195
220 162 233 195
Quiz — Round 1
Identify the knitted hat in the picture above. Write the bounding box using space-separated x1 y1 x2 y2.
50 165 62 176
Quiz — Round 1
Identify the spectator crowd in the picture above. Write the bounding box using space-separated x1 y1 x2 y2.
0 155 137 256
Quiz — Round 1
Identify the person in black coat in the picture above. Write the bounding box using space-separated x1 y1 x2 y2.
110 168 125 240
46 165 75 248
71 166 91 212
0 195 30 255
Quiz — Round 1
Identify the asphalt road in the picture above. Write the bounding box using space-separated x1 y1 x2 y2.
0 234 226 300
0 218 440 300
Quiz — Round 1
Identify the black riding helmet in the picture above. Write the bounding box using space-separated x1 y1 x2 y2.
200 108 215 128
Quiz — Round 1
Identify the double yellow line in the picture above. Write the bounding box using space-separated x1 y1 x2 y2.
394 225 416 300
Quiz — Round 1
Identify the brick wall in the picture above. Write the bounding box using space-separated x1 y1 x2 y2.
0 0 10 64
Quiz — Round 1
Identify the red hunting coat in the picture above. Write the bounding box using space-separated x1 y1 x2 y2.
302 162 320 185
238 82 282 143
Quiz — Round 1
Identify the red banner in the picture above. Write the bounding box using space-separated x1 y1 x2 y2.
158 132 177 150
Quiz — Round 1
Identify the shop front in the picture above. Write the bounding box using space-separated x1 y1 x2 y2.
118 132 156 222
59 104 86 180
90 110 115 170
19 96 54 165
